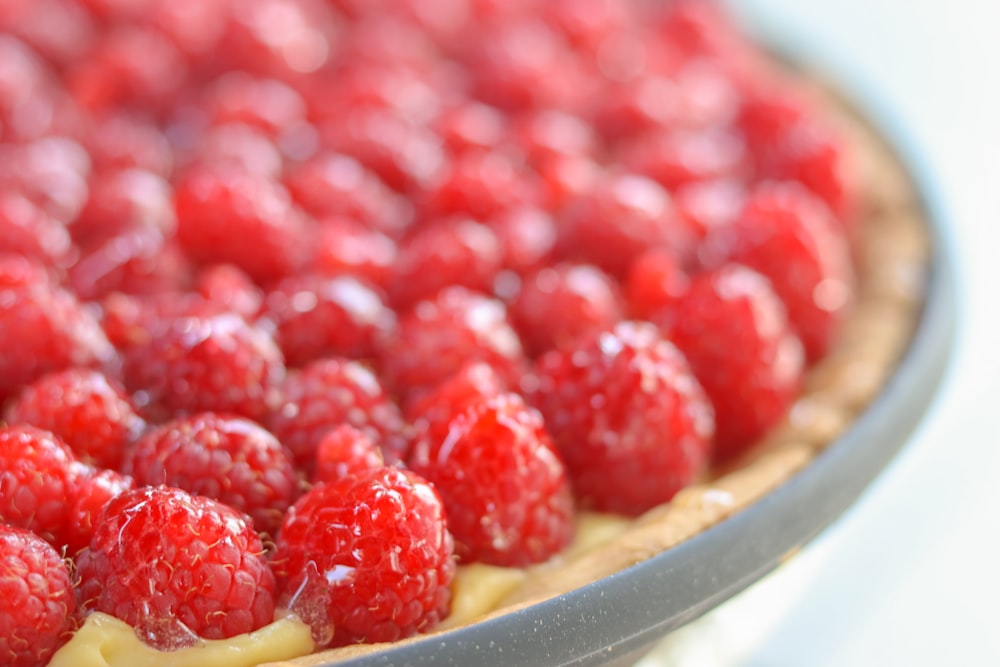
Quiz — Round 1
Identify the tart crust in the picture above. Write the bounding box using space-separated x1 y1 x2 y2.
262 73 932 667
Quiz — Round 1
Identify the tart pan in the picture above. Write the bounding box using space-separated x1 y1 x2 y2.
271 73 956 667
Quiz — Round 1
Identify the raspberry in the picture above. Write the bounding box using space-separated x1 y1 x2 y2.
0 425 79 546
668 264 804 462
0 525 76 667
195 264 263 320
187 123 283 180
0 191 72 268
173 166 312 284
711 182 853 361
285 153 414 239
121 312 285 422
0 284 115 405
512 109 598 166
202 72 306 137
64 467 136 557
274 466 455 648
379 287 527 401
487 206 557 276
123 413 298 537
269 358 409 470
312 424 385 486
0 254 52 290
433 101 507 155
67 228 192 301
618 127 748 191
404 361 506 433
510 263 623 357
77 486 277 650
558 173 690 277
624 248 690 322
311 219 398 291
261 274 395 367
388 219 503 309
527 321 714 514
409 393 574 566
83 112 174 178
6 368 145 470
98 291 230 352
71 168 175 248
418 150 539 222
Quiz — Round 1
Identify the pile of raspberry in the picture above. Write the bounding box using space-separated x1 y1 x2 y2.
0 0 857 663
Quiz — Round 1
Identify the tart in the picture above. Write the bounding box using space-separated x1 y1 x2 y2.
0 1 936 666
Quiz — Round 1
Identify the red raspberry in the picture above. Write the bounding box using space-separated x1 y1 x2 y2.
311 218 398 291
318 107 446 194
64 467 136 557
196 264 264 320
83 112 173 178
404 361 507 433
668 264 804 462
527 321 714 514
673 178 745 242
618 127 748 191
711 182 853 361
433 101 507 155
379 287 527 402
512 109 598 167
0 425 79 545
285 153 414 239
487 206 557 276
173 166 311 284
0 191 72 268
0 284 115 405
261 275 395 367
72 168 175 248
77 486 277 650
0 137 90 224
67 228 192 301
202 72 306 137
0 525 76 667
122 312 285 422
558 172 691 277
418 150 539 222
187 123 283 180
6 368 145 470
312 424 385 486
510 263 623 357
388 219 503 309
0 254 52 290
409 393 574 566
123 413 298 536
98 291 230 352
274 466 455 648
624 248 690 322
269 357 409 470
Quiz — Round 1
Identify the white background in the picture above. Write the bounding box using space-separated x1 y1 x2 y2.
642 1 1000 665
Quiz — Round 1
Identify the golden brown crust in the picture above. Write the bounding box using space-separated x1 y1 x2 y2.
265 77 932 667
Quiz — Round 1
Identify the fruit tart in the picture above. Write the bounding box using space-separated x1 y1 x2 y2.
0 1 936 666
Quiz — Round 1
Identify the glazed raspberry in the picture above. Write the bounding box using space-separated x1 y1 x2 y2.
487 206 557 276
261 275 395 367
0 137 90 224
274 466 455 648
510 263 623 356
0 425 79 545
673 178 745 242
0 525 76 667
83 112 174 178
0 254 51 289
711 182 853 361
311 218 398 291
624 248 690 322
404 361 507 434
123 413 297 536
285 153 414 239
173 166 311 284
121 312 285 422
77 486 277 650
0 191 72 268
0 284 115 405
6 368 145 470
71 168 175 248
528 321 714 514
409 393 574 566
558 172 691 277
196 264 264 320
312 424 385 486
433 101 507 155
668 264 804 462
618 127 748 191
68 228 191 301
418 150 539 222
64 467 136 557
388 219 503 309
98 291 230 352
187 123 283 180
269 358 408 470
379 287 527 402
202 72 306 137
